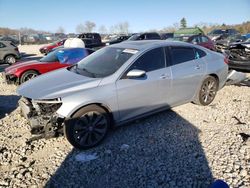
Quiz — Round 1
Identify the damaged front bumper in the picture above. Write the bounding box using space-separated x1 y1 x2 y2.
226 70 246 85
2 72 18 84
19 97 65 141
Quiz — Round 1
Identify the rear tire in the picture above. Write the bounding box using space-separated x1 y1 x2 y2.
5 55 16 64
64 105 110 150
193 76 218 106
20 70 39 84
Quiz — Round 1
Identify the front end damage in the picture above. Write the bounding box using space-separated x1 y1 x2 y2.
19 97 65 141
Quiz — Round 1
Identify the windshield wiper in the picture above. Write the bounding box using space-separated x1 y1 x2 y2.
73 64 97 78
82 68 96 78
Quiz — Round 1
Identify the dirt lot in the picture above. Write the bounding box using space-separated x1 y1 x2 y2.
0 45 250 188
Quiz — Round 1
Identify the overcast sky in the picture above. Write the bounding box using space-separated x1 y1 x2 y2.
0 0 249 33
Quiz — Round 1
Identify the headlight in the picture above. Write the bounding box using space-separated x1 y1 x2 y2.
32 98 62 104
32 98 62 115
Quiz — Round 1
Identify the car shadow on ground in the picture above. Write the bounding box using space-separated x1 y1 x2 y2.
0 95 20 119
45 109 214 188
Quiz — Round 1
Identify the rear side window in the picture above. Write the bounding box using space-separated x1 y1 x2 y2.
201 36 209 43
146 33 161 39
194 48 206 59
129 47 165 72
170 47 195 65
191 36 201 43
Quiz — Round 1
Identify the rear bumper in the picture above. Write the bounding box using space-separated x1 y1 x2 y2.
228 60 250 72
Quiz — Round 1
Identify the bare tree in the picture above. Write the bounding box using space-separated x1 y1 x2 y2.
110 22 130 34
76 21 96 33
116 22 129 34
56 26 65 33
76 24 85 34
173 22 180 30
109 25 115 34
98 25 107 34
84 21 96 33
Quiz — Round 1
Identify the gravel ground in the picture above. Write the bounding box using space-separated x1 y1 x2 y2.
0 45 249 187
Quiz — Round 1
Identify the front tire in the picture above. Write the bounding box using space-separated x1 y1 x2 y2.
193 76 218 106
64 105 110 150
5 55 16 64
20 70 39 84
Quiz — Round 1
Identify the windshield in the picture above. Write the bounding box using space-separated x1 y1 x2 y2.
74 47 137 78
128 34 140 41
40 50 59 62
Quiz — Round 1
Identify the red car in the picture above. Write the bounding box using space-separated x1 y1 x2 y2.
4 48 93 84
39 39 66 54
171 34 215 51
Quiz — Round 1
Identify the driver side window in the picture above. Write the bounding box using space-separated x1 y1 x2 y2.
128 47 165 73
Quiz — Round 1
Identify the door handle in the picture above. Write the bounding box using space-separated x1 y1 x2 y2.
160 74 169 79
195 65 201 70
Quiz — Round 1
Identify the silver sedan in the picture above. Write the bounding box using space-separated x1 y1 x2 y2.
17 40 228 149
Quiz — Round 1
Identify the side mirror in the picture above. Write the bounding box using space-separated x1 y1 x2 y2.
126 69 146 78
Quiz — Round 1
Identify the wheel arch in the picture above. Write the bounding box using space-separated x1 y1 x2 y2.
18 69 41 83
70 103 115 127
4 53 18 60
208 73 219 87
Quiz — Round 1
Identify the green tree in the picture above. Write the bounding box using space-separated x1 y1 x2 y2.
180 18 187 28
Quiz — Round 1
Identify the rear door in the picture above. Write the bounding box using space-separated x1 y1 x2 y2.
168 46 205 105
116 47 171 121
199 36 213 50
0 42 7 59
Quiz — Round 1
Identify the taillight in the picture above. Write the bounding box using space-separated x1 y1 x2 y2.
224 57 229 64
14 47 19 51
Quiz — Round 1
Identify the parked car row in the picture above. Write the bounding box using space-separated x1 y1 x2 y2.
39 39 67 54
11 40 229 149
4 47 94 84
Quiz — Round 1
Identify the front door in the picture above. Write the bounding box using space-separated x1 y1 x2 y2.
116 47 171 122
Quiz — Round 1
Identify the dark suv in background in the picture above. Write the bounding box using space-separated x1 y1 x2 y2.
105 35 130 45
78 33 104 49
128 32 161 41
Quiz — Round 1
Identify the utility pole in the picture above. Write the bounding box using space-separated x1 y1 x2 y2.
19 32 21 46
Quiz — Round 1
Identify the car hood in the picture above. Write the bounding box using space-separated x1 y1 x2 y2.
17 68 102 99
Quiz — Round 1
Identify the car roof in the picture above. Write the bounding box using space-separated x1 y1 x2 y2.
55 47 93 52
109 40 195 51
